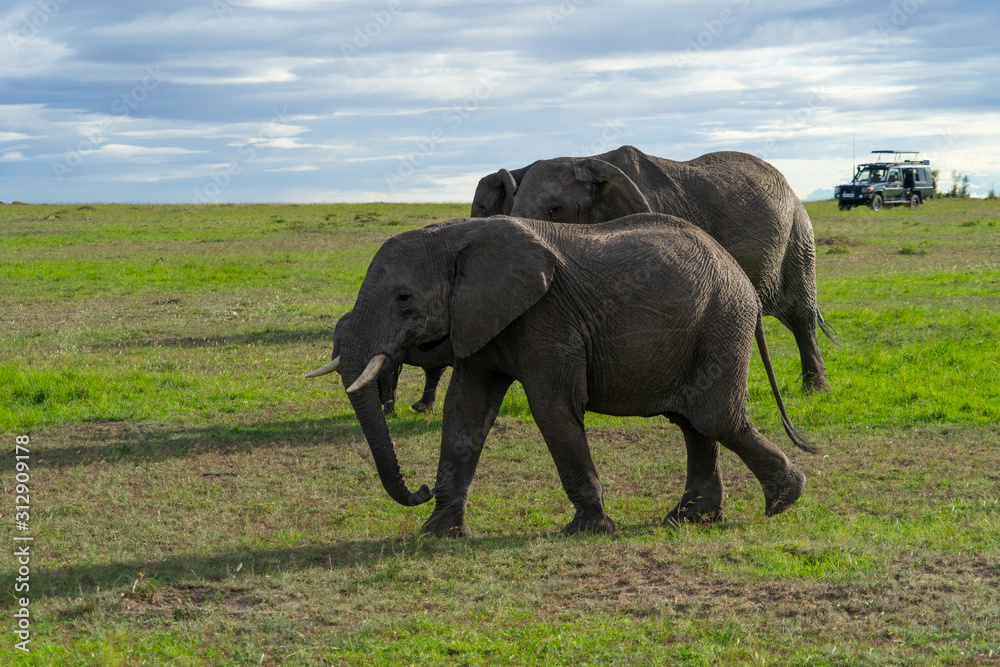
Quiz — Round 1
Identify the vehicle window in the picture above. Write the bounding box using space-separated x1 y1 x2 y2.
857 167 887 182
889 170 900 182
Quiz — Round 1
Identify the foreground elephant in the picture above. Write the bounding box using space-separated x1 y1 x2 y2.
307 214 812 537
496 146 833 393
325 311 452 415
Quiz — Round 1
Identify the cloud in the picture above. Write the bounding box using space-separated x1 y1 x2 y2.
1 0 998 203
78 144 209 163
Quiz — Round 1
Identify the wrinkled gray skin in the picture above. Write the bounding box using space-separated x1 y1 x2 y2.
507 145 834 393
319 214 812 537
331 311 452 415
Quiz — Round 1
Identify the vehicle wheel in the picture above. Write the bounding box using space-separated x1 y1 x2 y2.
869 194 883 211
909 193 920 208
838 202 848 211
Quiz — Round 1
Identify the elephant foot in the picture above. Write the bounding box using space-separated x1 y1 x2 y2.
762 466 806 517
419 512 470 538
801 371 830 394
410 400 435 413
381 400 396 416
562 511 616 535
665 496 724 525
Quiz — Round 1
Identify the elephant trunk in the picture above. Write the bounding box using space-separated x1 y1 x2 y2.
346 366 434 507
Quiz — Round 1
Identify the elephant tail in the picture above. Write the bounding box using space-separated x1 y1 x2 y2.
817 308 839 346
755 312 818 454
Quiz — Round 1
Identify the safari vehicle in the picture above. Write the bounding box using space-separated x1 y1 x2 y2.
835 151 936 211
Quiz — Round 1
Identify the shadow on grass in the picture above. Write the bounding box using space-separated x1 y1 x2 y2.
8 533 552 604
89 326 334 350
9 525 669 605
34 414 443 469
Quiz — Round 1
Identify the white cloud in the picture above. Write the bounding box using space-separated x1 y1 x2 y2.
264 165 320 172
0 131 32 141
80 144 209 162
1 1 998 203
119 121 309 140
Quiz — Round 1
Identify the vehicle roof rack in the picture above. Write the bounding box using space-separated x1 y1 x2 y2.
871 150 922 164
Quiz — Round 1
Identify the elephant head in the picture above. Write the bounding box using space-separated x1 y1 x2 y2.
509 157 652 224
307 218 556 506
471 168 518 217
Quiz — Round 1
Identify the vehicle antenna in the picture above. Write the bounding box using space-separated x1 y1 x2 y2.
852 132 856 181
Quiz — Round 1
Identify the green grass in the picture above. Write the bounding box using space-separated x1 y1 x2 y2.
1 199 999 665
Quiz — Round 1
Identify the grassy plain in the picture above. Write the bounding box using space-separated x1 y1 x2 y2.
1 199 998 665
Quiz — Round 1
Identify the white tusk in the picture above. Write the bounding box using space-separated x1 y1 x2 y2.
346 353 388 393
305 356 340 378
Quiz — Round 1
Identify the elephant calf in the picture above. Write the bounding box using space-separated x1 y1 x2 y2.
307 214 813 537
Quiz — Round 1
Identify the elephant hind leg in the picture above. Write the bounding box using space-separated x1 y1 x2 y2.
664 414 724 524
715 420 805 517
771 306 829 394
793 322 829 394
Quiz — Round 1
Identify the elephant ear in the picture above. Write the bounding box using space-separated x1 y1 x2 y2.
447 218 557 359
497 168 518 215
575 159 652 222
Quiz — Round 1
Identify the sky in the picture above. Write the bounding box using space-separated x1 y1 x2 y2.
2 0 999 204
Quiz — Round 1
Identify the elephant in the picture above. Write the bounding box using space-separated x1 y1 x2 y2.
306 213 813 537
470 163 535 217
321 311 452 415
377 344 452 415
498 145 834 393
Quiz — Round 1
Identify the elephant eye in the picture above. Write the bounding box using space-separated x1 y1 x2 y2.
547 204 562 219
395 291 413 307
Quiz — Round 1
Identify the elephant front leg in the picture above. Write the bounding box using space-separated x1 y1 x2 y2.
411 366 446 413
665 416 724 524
420 365 511 538
377 352 405 415
528 392 615 535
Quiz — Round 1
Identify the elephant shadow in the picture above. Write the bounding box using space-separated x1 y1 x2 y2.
12 529 670 605
31 415 443 469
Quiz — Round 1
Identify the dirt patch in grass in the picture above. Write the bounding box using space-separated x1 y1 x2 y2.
816 235 863 247
122 584 263 618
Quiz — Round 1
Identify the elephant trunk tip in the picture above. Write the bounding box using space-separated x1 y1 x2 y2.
407 484 434 506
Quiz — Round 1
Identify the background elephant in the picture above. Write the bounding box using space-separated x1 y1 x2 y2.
507 145 834 393
376 342 452 415
307 214 812 537
470 163 535 217
325 310 452 415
